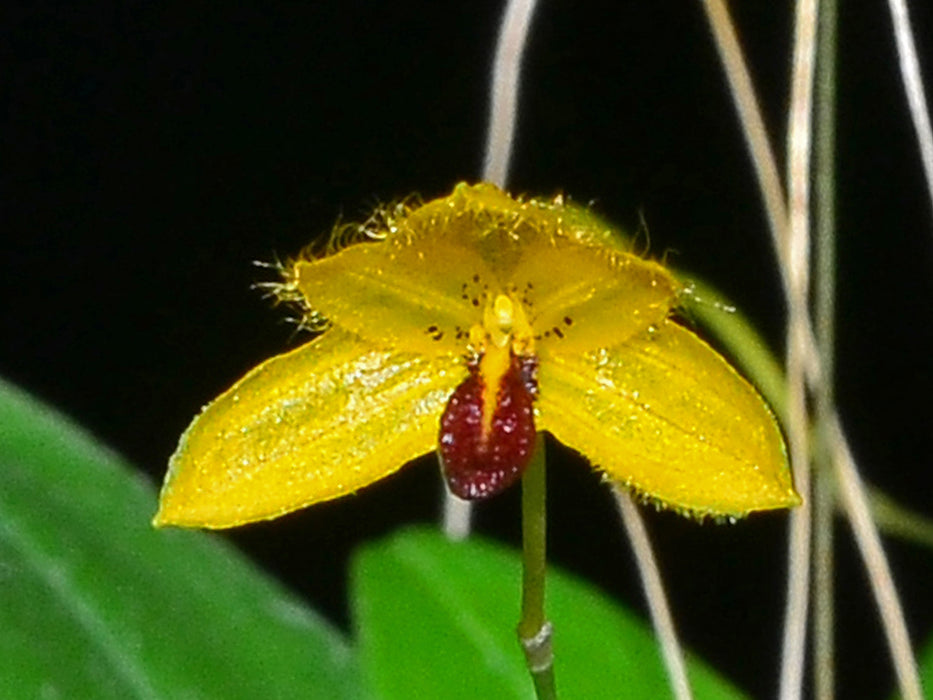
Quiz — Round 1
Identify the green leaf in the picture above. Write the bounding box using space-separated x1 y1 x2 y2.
889 632 933 700
352 526 749 699
903 634 933 699
0 377 361 700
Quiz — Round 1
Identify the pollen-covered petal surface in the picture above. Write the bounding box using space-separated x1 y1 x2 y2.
293 235 496 356
290 182 679 356
155 328 463 528
513 242 679 355
536 319 799 518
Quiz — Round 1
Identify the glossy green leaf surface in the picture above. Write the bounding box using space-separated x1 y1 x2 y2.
352 526 749 700
0 377 360 699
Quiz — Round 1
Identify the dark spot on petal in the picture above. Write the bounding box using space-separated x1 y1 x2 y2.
553 327 564 339
563 316 573 326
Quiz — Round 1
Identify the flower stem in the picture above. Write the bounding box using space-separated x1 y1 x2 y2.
518 433 556 699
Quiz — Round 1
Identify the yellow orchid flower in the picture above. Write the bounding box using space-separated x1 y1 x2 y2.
154 182 799 529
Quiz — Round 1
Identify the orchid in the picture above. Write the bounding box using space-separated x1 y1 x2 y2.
154 182 799 529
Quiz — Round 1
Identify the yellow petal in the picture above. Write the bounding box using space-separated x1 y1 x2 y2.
536 319 799 518
293 230 496 356
512 240 679 355
155 328 463 528
293 182 678 356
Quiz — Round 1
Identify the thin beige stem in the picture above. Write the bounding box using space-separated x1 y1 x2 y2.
812 0 838 694
779 360 812 700
613 488 693 700
828 415 924 700
482 0 540 187
702 4 922 699
779 3 819 700
698 0 823 384
444 0 540 541
812 464 835 700
442 492 472 542
886 0 933 225
699 6 816 694
698 0 789 270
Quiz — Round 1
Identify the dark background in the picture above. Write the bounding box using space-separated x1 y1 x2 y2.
4 2 932 697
